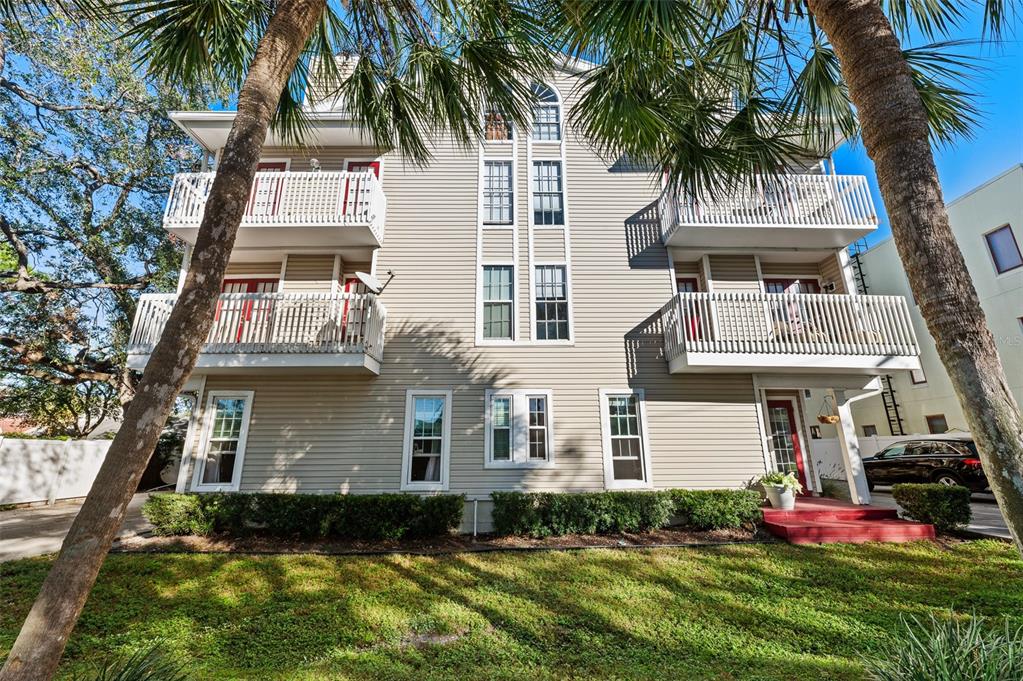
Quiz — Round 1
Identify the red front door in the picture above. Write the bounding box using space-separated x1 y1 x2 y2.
246 161 288 217
766 399 808 491
218 278 279 341
343 161 381 217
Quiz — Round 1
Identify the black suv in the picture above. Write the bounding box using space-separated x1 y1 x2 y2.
863 437 988 492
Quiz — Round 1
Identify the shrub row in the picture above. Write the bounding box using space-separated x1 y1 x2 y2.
143 492 464 540
892 483 972 532
491 489 761 537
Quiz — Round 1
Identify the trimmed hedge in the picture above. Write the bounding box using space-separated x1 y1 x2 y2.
892 483 972 532
491 489 762 537
143 492 464 540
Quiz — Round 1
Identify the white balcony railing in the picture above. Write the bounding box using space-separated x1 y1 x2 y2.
658 174 877 243
128 292 386 361
164 171 386 243
661 292 919 363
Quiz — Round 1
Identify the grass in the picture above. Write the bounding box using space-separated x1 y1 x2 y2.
1 541 1021 680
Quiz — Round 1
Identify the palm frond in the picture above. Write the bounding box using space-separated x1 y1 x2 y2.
882 0 967 39
780 42 856 154
903 40 985 146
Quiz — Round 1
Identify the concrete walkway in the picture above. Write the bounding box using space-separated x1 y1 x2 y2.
0 493 151 562
870 489 1011 540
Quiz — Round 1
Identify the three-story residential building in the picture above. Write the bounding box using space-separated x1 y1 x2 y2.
129 62 921 530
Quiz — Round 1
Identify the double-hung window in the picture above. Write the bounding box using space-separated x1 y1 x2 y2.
532 161 564 225
485 389 553 467
401 390 452 490
482 265 514 340
192 391 254 492
985 225 1023 274
599 389 651 488
534 265 569 340
483 161 513 225
531 83 561 141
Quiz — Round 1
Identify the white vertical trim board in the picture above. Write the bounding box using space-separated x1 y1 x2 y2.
175 375 207 493
400 389 453 492
190 389 254 493
598 387 654 490
277 255 288 292
483 388 556 468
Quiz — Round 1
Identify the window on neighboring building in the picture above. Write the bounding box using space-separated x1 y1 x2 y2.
601 390 650 488
485 390 553 466
676 277 700 293
911 367 927 385
534 265 569 340
809 426 822 440
193 391 254 491
926 414 949 434
402 391 451 490
482 265 514 340
985 225 1023 274
532 161 564 225
531 83 561 141
484 108 512 141
862 424 878 438
483 161 513 224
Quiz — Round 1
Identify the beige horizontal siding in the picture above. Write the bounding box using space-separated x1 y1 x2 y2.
708 254 760 292
284 254 335 293
226 261 281 277
759 260 819 278
818 252 847 293
482 229 514 261
533 228 566 262
185 69 769 499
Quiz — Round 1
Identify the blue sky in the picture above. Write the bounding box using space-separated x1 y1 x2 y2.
833 10 1023 246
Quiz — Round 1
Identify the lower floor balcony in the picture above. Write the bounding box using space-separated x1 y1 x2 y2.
127 292 386 374
661 292 921 374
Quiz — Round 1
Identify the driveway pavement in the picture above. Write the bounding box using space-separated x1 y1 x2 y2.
870 489 1011 540
0 493 151 562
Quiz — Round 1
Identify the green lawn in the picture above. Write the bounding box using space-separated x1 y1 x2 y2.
2 541 1021 680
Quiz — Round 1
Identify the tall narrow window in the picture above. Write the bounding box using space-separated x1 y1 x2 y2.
483 161 513 224
600 389 650 488
984 225 1022 274
491 396 512 461
535 265 569 340
485 389 554 467
531 83 561 141
483 265 514 340
193 391 253 492
485 108 513 141
402 391 451 490
532 161 564 225
528 396 549 460
911 367 927 385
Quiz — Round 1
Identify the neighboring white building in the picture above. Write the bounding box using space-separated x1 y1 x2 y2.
846 164 1023 438
126 63 922 529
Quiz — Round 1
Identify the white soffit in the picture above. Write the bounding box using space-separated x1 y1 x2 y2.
169 111 374 152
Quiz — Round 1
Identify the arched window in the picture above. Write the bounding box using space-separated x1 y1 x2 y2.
531 83 561 141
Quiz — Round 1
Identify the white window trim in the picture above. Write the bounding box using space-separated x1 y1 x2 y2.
530 81 563 143
477 261 518 345
400 389 453 492
482 159 515 226
484 388 555 468
190 390 255 493
530 262 573 344
529 159 566 228
598 388 653 489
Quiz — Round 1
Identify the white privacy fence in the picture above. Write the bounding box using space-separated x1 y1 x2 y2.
0 438 111 505
164 171 386 243
661 292 920 361
658 173 877 242
128 292 387 361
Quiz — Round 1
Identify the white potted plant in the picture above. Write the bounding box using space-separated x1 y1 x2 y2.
758 472 804 510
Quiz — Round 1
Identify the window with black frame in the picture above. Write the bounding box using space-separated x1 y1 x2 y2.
534 265 569 340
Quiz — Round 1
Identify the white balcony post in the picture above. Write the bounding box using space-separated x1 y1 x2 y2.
831 388 871 505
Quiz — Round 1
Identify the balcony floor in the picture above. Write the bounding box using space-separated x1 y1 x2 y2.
166 223 381 249
127 351 380 375
664 223 875 250
668 352 921 375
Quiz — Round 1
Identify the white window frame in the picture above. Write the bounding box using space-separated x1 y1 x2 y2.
910 367 927 385
482 160 514 225
531 160 565 226
191 390 255 492
484 388 555 468
530 82 562 142
598 388 653 489
400 389 453 491
532 263 571 342
480 264 515 341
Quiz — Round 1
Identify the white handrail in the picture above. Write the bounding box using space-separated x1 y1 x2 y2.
164 171 387 243
661 292 919 360
127 292 387 361
658 174 877 244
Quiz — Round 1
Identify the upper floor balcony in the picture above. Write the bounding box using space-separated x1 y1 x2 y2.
660 291 920 374
127 291 386 374
164 171 386 249
658 174 878 250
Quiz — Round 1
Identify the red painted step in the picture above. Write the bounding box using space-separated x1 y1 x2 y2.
762 498 935 545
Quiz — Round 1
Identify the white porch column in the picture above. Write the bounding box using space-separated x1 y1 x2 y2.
176 244 192 294
832 389 871 505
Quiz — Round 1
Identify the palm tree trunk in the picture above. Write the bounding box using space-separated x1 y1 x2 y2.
807 0 1023 553
0 1 326 678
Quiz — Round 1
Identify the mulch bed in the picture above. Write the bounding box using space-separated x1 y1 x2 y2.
112 526 772 557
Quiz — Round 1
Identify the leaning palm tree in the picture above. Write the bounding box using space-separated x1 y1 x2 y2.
543 0 1022 553
0 1 550 678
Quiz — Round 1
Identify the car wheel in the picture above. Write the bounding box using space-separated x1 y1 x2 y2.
934 473 963 487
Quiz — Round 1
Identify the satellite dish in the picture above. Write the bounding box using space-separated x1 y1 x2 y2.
355 270 395 294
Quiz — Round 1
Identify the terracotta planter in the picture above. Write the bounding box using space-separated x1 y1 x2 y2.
764 484 796 510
